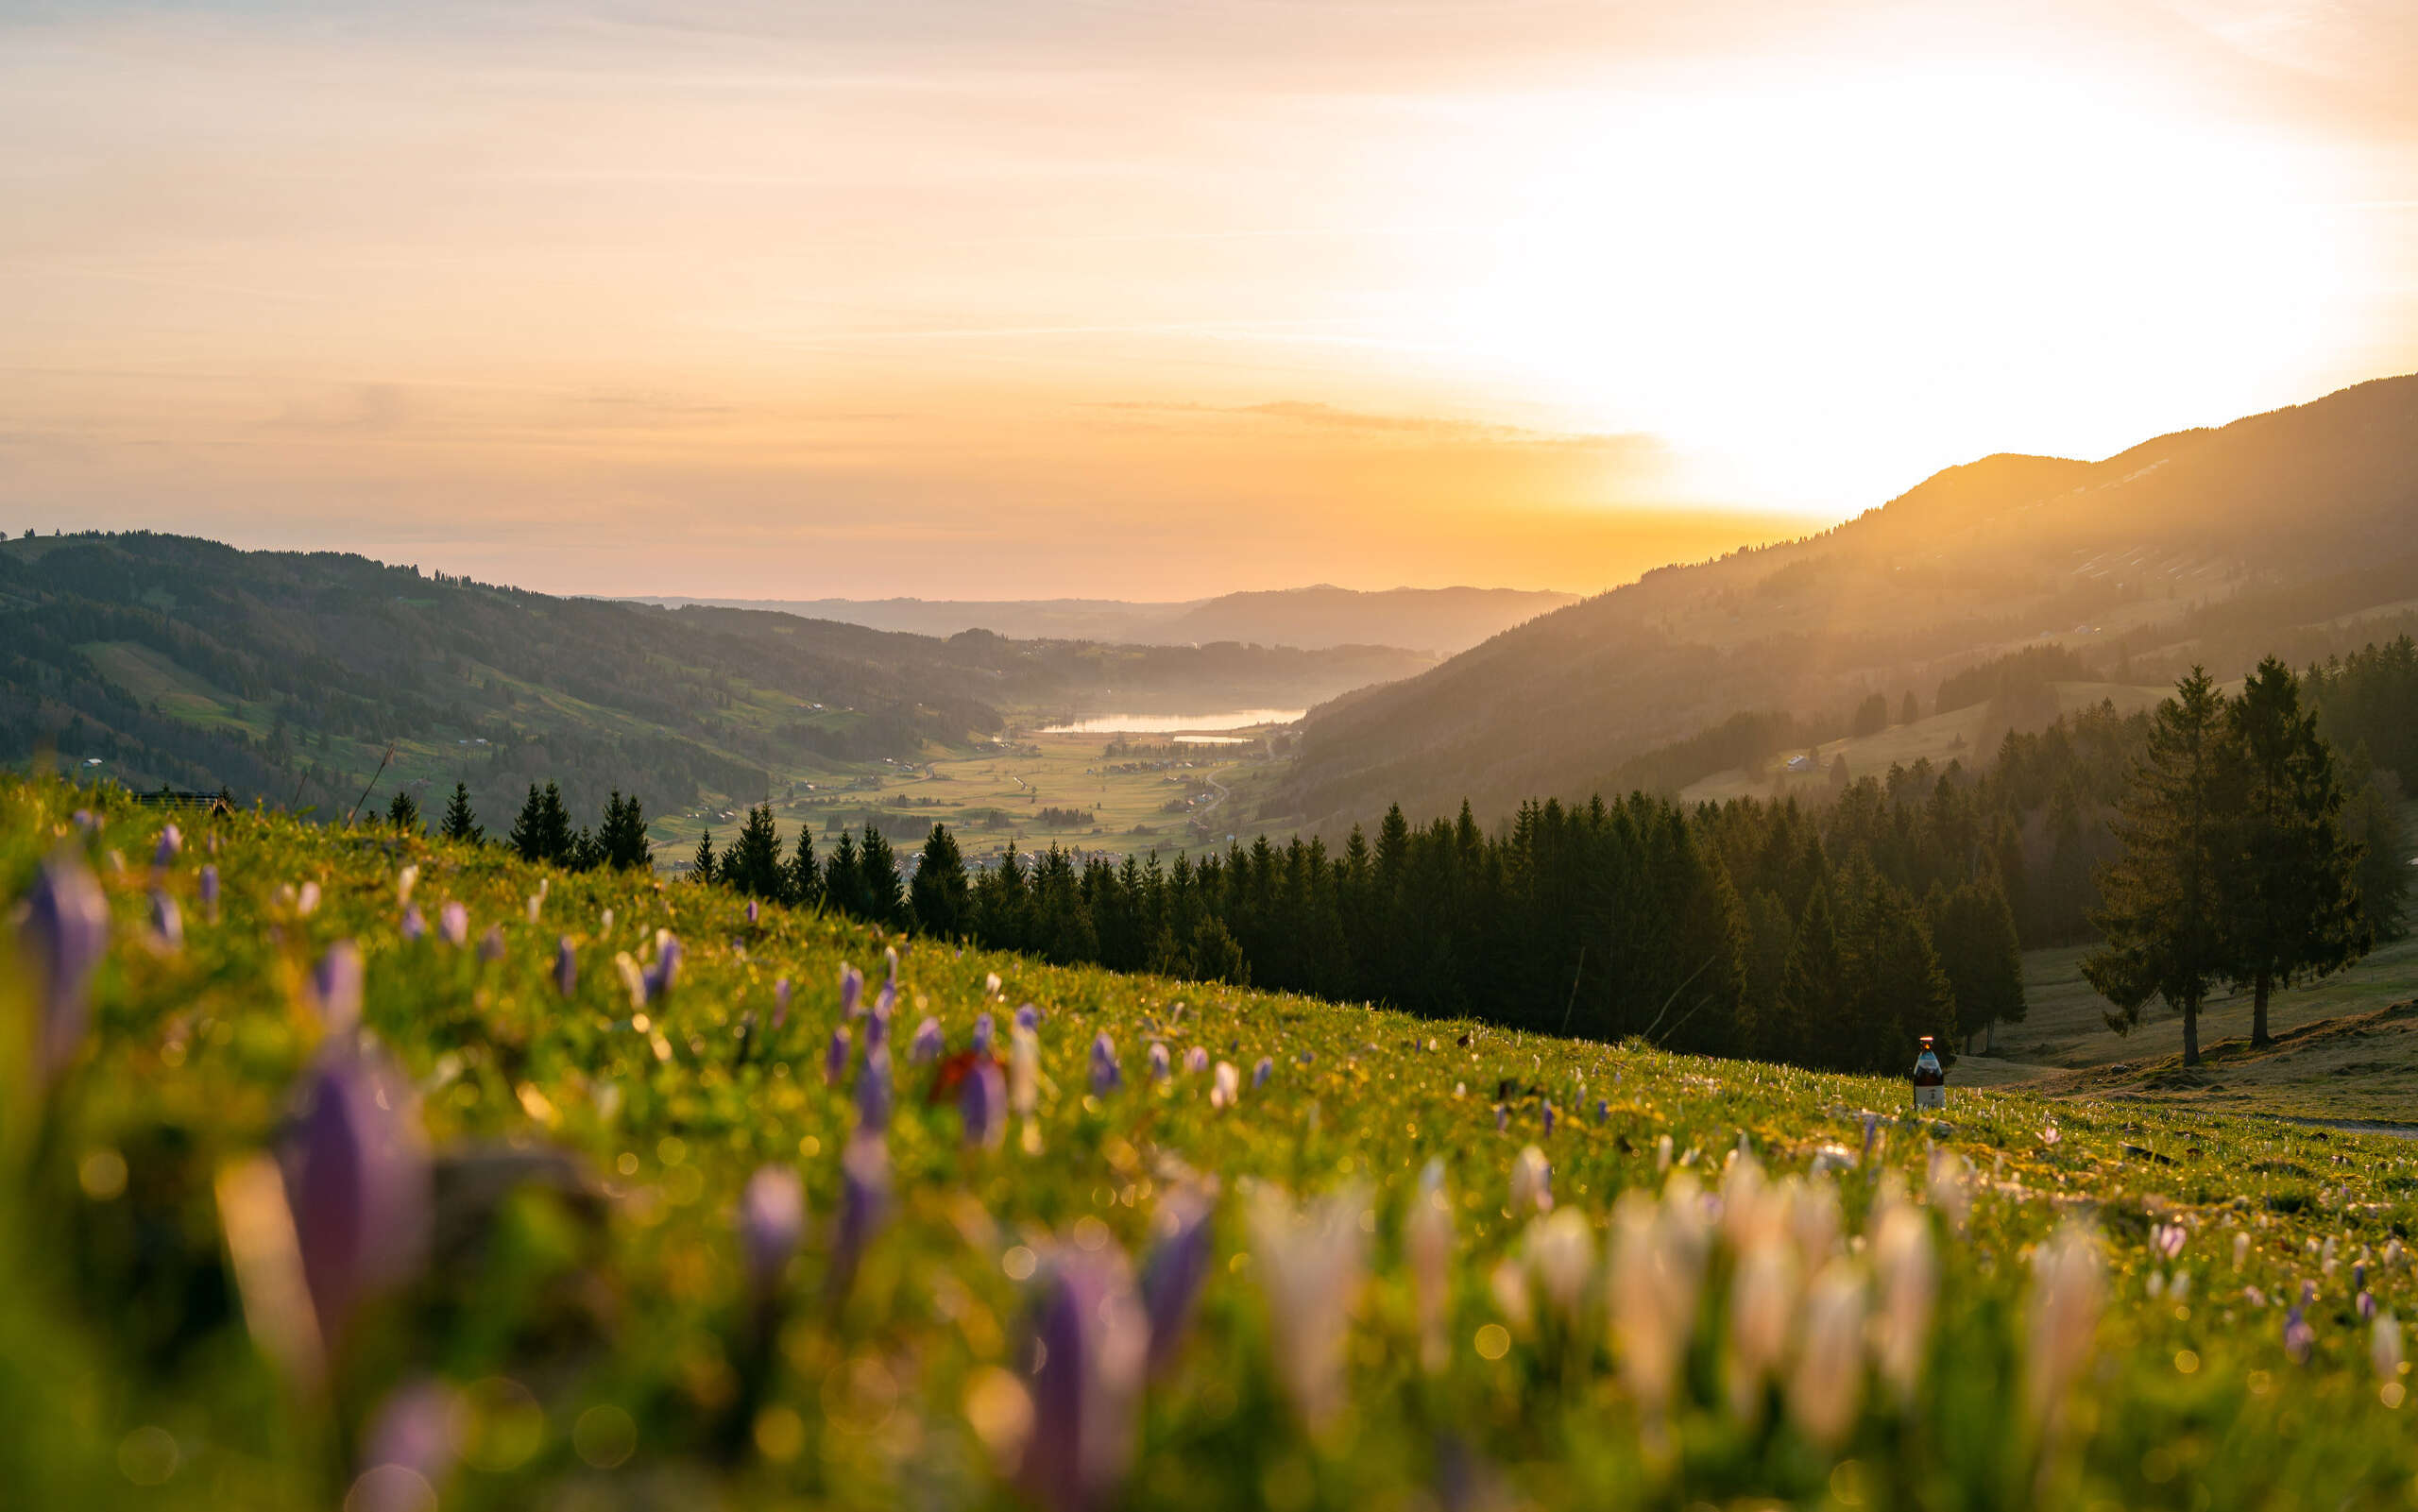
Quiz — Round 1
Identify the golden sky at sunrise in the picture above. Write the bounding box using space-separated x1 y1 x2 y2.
3 1 2414 598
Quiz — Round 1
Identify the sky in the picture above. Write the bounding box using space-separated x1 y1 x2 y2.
2 0 2414 599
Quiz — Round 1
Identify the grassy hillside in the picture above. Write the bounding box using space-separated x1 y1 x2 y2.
1280 373 2418 834
5 773 2415 1509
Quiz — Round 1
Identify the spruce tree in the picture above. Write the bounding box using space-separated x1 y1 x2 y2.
569 826 602 872
537 781 575 864
726 804 787 900
787 825 822 910
1927 876 2026 1053
858 824 906 927
2341 754 2409 942
597 790 652 871
691 827 717 884
911 824 970 937
508 783 549 862
1775 884 1848 1067
2222 658 2368 1047
2084 668 2232 1066
386 789 421 833
823 832 863 918
439 782 483 844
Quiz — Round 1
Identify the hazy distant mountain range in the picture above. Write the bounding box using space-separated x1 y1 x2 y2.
1278 373 2418 833
623 584 1577 655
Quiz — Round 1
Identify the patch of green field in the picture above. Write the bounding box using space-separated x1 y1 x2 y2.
74 641 264 736
6 772 2415 1510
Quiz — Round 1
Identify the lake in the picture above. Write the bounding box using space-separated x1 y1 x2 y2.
1034 708 1303 735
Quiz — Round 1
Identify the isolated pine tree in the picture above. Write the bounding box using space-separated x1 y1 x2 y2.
691 827 717 884
911 824 970 937
2222 657 2368 1047
2085 668 2232 1066
439 782 483 844
386 789 421 833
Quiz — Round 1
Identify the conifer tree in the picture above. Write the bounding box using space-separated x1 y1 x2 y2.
787 825 822 909
911 824 970 937
508 783 549 863
2222 657 2368 1047
386 789 421 833
1927 875 2026 1052
439 782 483 844
536 781 575 864
691 827 717 884
1776 884 1848 1067
597 790 651 871
725 804 788 900
569 826 602 872
858 824 906 927
2341 753 2409 943
2085 668 2232 1065
823 832 864 918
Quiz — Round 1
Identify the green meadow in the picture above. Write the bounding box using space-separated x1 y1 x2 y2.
4 773 2414 1510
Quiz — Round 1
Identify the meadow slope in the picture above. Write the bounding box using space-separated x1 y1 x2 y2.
3 775 2414 1510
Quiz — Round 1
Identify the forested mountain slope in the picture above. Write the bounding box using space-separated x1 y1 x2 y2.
1279 374 2418 831
0 533 1424 825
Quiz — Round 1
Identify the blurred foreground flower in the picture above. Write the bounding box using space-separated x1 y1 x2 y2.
153 824 182 869
437 902 468 947
826 1026 852 1086
841 962 864 1018
147 889 182 953
1246 1183 1369 1435
309 942 364 1033
1020 1246 1148 1512
400 905 425 943
642 931 682 1000
1405 1160 1454 1373
740 1165 805 1300
911 1016 945 1065
828 1131 889 1304
856 1044 894 1132
2025 1224 2104 1435
21 852 109 1083
1610 1176 1711 1425
1869 1194 1935 1405
1252 1057 1273 1091
1210 1061 1240 1109
199 862 220 921
1140 1182 1217 1376
352 1378 467 1512
554 937 577 998
268 1050 433 1363
962 1057 1008 1150
1508 1146 1552 1216
1788 1262 1866 1448
477 926 505 963
772 977 792 1030
1183 1046 1208 1075
1089 1033 1122 1094
1147 1043 1170 1082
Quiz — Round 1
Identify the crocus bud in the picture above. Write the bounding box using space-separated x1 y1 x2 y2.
310 942 365 1032
199 863 221 921
745 899 759 926
1183 1046 1208 1075
856 1045 893 1133
2025 1224 2103 1431
437 902 468 947
1509 1146 1552 1216
2358 1290 2377 1322
962 1058 1008 1150
1524 1209 1593 1323
971 1012 995 1055
911 1016 945 1065
2375 1311 2405 1384
1541 1100 1557 1137
1787 1261 1866 1448
554 937 577 998
298 881 321 917
2151 1223 2187 1262
825 1026 852 1086
285 1050 432 1350
1869 1199 1935 1405
1015 1002 1041 1033
1210 1061 1239 1109
148 889 183 953
1139 1183 1217 1376
153 824 183 869
2284 1306 2315 1364
1011 1026 1040 1117
739 1165 805 1299
1020 1246 1148 1512
841 963 864 1018
1089 1033 1122 1095
397 866 417 907
772 977 792 1030
643 932 682 1000
477 926 506 963
352 1378 466 1512
829 1131 889 1303
22 853 109 1082
400 905 425 943
1609 1179 1711 1421
1252 1057 1272 1091
985 972 1002 998
1405 1160 1453 1373
1246 1184 1368 1435
1147 1043 1170 1082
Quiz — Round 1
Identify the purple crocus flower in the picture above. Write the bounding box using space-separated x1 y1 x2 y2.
745 899 759 926
841 962 864 1018
437 901 469 947
971 1012 996 1055
1495 1105 1508 1133
739 1165 805 1299
1541 1100 1558 1136
1595 1099 1609 1124
21 853 109 1082
828 1130 890 1303
2284 1306 2316 1364
910 1016 945 1065
554 937 577 998
1089 1033 1123 1095
1019 1248 1148 1512
1140 1185 1216 1377
2151 1223 2187 1261
1148 1043 1171 1082
199 863 220 920
962 1058 1008 1150
1015 1002 1041 1033
400 904 425 943
856 1045 893 1132
148 889 183 953
284 1049 432 1349
865 999 891 1055
153 824 183 870
1252 1058 1272 1091
772 977 792 1030
642 932 682 1000
310 941 365 1032
825 1026 852 1086
1183 1046 1208 1075
72 808 101 837
476 926 506 963
1861 1112 1880 1162
2359 1290 2378 1321
357 1378 465 1512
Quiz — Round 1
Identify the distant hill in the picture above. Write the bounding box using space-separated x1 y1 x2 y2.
627 584 1576 655
0 533 1430 828
1277 373 2418 833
